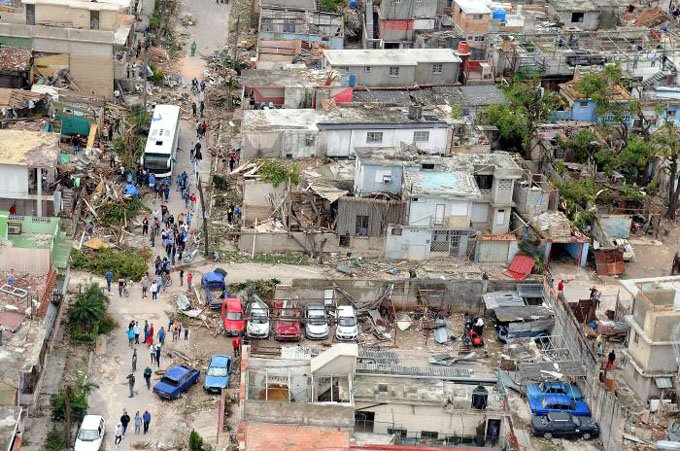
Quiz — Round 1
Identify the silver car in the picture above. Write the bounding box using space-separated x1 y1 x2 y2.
304 304 329 339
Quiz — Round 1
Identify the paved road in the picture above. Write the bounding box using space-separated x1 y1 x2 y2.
85 0 232 448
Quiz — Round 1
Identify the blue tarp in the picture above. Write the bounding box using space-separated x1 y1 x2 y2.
123 183 140 198
202 272 225 285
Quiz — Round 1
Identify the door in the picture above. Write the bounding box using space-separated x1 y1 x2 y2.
26 4 35 25
434 204 445 225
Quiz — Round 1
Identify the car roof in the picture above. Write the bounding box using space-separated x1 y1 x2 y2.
337 305 355 315
547 412 573 421
164 365 191 379
542 394 573 403
224 298 243 311
81 415 104 428
210 355 231 366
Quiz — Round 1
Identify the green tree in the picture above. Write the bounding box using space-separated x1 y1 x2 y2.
653 122 680 218
484 104 528 153
597 138 656 185
189 429 204 451
68 284 108 333
559 129 599 164
51 374 99 424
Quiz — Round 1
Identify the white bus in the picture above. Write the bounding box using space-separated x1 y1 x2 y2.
141 104 181 179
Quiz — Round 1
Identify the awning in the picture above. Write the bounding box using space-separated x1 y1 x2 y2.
494 306 554 323
655 377 674 389
503 255 535 280
308 182 347 203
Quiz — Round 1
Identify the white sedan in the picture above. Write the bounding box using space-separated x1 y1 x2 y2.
74 415 105 451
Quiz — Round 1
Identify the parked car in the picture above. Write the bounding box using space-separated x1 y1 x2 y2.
527 381 583 400
335 305 358 341
531 412 599 440
274 300 301 341
74 415 105 451
202 269 229 309
304 303 329 339
153 365 200 399
204 354 232 393
247 296 270 339
529 394 591 417
221 298 246 336
497 325 549 344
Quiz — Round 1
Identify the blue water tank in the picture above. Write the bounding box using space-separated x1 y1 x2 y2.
349 73 356 87
349 0 357 8
492 7 506 21
341 73 347 86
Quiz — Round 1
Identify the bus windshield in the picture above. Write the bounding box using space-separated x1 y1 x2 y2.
145 153 171 170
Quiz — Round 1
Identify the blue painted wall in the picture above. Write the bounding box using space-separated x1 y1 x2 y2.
258 31 343 49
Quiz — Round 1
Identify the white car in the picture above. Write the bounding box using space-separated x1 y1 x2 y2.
304 303 329 339
74 415 105 451
335 305 358 341
247 302 270 339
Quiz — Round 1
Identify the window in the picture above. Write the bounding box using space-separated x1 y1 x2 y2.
90 10 99 30
283 19 295 33
339 235 350 247
26 4 35 25
571 12 584 23
413 131 430 142
356 215 369 236
378 384 388 392
472 14 483 20
394 0 401 3
389 66 400 77
364 66 371 73
366 131 383 143
603 113 615 123
388 428 407 438
432 63 443 74
475 174 493 190
421 163 435 170
669 110 677 118
496 209 506 225
579 101 589 107
391 227 402 236
305 134 315 146
421 431 439 440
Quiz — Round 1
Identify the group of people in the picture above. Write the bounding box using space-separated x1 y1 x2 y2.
114 409 152 447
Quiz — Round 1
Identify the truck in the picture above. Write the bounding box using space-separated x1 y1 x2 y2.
201 269 229 309
273 300 301 341
152 365 200 400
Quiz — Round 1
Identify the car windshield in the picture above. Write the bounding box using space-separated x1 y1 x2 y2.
227 311 242 320
207 281 224 290
338 317 357 327
208 366 228 377
160 377 179 386
251 310 268 323
78 429 99 441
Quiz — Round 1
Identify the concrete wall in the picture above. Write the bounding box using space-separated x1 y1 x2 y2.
474 239 518 264
408 195 471 228
385 226 432 260
244 399 355 428
340 64 416 87
414 61 460 85
0 165 28 196
379 0 437 20
489 206 511 234
238 230 385 257
569 99 597 122
451 7 490 33
35 4 119 31
513 184 549 217
0 244 51 273
549 8 600 30
355 160 403 195
243 180 287 226
322 126 449 157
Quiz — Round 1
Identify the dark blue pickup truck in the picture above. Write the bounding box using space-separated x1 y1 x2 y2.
153 365 200 400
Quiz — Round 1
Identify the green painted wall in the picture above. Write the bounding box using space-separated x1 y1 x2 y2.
0 37 32 50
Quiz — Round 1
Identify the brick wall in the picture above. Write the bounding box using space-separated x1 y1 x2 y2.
38 266 56 317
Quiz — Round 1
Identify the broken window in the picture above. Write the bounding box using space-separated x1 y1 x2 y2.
366 132 383 143
413 131 430 142
90 10 99 30
571 12 584 23
26 4 35 25
421 163 435 170
356 215 369 236
388 428 407 438
304 134 315 146
339 235 350 247
421 431 438 440
389 66 400 77
475 174 493 190
391 227 402 236
283 19 295 33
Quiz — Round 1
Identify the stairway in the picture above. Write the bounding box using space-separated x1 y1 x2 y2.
641 61 678 89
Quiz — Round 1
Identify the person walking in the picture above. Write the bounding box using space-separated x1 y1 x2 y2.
149 343 155 365
141 275 149 298
195 120 201 138
200 100 205 118
134 322 140 344
127 373 135 398
134 411 142 434
179 269 184 287
190 193 197 210
191 101 197 117
606 349 616 370
127 327 135 348
155 344 162 368
227 203 234 224
142 410 151 434
232 336 241 357
132 349 138 371
187 272 193 293
144 366 152 389
105 269 113 292
163 184 170 202
151 280 158 300
158 326 166 345
118 278 126 297
120 410 131 436
114 423 123 447
142 216 149 235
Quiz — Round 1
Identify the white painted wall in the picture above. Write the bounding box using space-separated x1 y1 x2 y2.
408 196 471 227
0 165 28 197
325 127 448 157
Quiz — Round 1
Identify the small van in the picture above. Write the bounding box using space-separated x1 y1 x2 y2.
335 305 358 341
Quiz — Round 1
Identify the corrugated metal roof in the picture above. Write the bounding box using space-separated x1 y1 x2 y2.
655 377 674 389
503 255 535 280
479 233 516 241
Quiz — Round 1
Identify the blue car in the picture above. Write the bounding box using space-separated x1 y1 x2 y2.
204 354 233 393
529 394 591 417
527 381 583 401
497 325 549 343
153 365 200 400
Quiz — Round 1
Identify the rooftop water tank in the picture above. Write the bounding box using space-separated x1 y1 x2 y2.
457 41 471 54
492 7 506 21
349 0 357 8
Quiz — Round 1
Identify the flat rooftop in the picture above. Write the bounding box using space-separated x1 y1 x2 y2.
0 130 60 167
242 68 341 88
453 0 492 15
323 49 462 66
0 319 46 388
242 106 450 132
549 0 599 12
352 85 506 108
405 170 481 199
0 407 21 451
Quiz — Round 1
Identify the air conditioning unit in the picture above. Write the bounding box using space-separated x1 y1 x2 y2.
7 225 21 235
383 174 392 183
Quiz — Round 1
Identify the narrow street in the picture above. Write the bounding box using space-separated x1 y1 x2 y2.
85 0 232 448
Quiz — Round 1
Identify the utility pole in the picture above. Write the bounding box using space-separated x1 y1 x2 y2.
142 38 150 110
197 173 209 255
64 385 72 445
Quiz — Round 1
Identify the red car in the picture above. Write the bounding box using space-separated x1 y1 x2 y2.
273 300 301 341
221 298 245 336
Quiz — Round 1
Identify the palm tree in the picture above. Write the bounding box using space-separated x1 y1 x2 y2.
68 284 108 332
